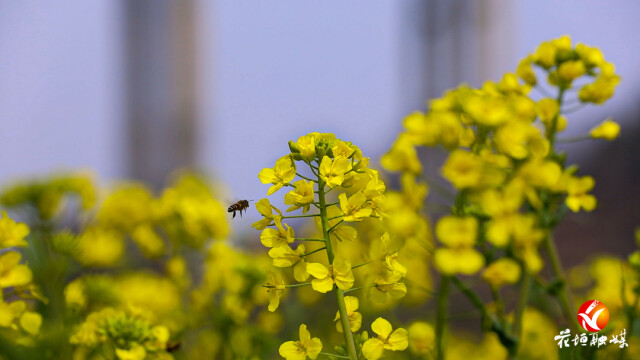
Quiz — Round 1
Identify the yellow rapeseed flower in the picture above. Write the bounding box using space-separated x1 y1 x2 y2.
296 134 316 158
0 211 29 248
319 156 351 188
266 272 285 312
436 216 477 247
252 198 282 230
268 244 309 282
258 156 297 195
279 324 322 360
590 119 620 140
260 217 295 248
0 251 32 288
566 176 597 212
362 318 408 360
338 192 372 222
284 180 315 213
408 322 435 355
334 296 362 333
482 258 522 288
306 258 354 293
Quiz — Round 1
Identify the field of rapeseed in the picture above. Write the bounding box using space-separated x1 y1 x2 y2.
0 36 635 360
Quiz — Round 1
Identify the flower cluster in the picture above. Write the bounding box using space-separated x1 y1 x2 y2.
257 132 408 360
382 36 620 358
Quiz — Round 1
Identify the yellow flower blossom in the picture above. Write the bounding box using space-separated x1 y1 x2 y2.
558 60 586 82
533 41 556 68
115 345 147 360
258 156 297 195
408 322 435 355
338 192 372 222
266 272 285 312
260 217 295 248
441 150 484 189
252 198 282 230
318 156 350 188
362 318 408 360
279 324 322 360
566 176 596 212
381 134 422 173
590 119 620 140
0 211 29 248
331 140 355 158
516 56 537 85
306 258 354 293
579 74 621 104
19 311 42 335
494 120 549 159
284 180 315 213
0 300 25 328
370 272 407 303
268 244 309 282
536 98 559 125
516 159 562 189
482 258 521 288
296 134 316 158
433 247 485 275
0 251 32 288
436 216 477 247
334 296 362 333
576 43 604 67
74 227 124 267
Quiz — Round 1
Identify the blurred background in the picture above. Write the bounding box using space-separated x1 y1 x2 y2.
0 1 638 264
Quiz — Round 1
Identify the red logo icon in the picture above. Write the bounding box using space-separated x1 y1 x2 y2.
577 300 609 332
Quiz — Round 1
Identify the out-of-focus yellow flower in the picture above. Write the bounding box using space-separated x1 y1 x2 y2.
510 216 545 274
464 94 510 127
306 258 354 293
362 317 408 360
74 227 124 267
516 159 562 189
338 192 372 222
433 247 484 276
0 251 32 288
252 198 282 230
284 180 315 213
0 300 25 328
381 134 422 174
536 98 559 125
334 296 362 333
260 217 295 248
482 259 521 288
566 176 596 212
517 308 559 360
579 73 620 104
441 150 485 189
533 41 556 68
494 120 549 159
590 119 620 140
266 271 285 312
19 311 42 335
0 211 29 248
64 279 87 309
279 324 322 360
516 56 537 85
576 43 604 67
97 184 154 232
258 156 297 195
115 345 147 360
408 322 435 355
319 156 350 188
436 216 477 247
131 224 164 258
558 60 586 82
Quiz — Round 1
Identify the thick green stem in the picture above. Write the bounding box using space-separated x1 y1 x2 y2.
544 234 578 332
435 277 450 360
318 178 358 360
513 271 531 341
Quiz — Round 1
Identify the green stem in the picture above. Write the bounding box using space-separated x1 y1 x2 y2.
302 247 326 257
435 277 450 360
513 271 531 341
282 214 320 219
352 260 374 270
295 238 326 242
328 220 344 233
318 177 358 360
320 352 350 359
548 88 566 151
296 173 314 182
544 234 578 332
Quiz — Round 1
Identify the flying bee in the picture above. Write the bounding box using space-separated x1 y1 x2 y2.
228 200 252 218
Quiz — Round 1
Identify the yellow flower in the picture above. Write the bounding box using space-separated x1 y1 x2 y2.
331 140 355 158
436 216 477 247
0 300 25 327
558 60 586 82
433 247 484 275
516 56 537 86
115 345 147 360
334 296 362 333
258 156 296 195
494 121 549 159
74 227 124 267
590 119 620 140
319 156 351 188
381 134 422 174
296 134 316 158
370 272 407 303
516 159 562 189
252 198 282 230
408 322 435 355
536 98 559 125
464 94 510 127
260 217 295 248
362 318 408 360
284 180 315 213
306 258 354 293
0 251 32 288
338 192 372 222
579 74 620 104
533 41 556 68
576 43 604 67
279 324 322 360
482 259 521 288
0 211 29 248
441 150 484 189
19 311 42 335
131 224 164 258
266 272 285 312
268 244 309 282
566 176 596 212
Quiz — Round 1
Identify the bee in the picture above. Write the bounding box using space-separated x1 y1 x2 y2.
228 200 252 218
